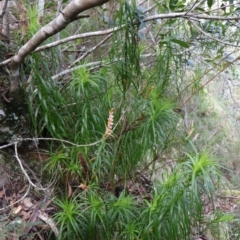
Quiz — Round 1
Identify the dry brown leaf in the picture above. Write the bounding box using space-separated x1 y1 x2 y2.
18 184 27 193
13 205 22 215
9 199 15 207
21 210 33 221
38 210 59 237
79 153 88 177
22 197 34 208
0 188 5 198
68 183 72 198
79 183 89 190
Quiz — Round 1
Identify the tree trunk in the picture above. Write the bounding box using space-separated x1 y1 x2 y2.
0 0 110 143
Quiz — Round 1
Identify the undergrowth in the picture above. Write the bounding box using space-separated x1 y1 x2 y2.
22 1 240 239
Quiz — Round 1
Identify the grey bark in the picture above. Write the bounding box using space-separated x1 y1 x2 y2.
9 0 110 91
0 0 110 144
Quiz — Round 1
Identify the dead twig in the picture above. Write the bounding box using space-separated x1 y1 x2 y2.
0 183 31 211
69 33 113 68
38 210 59 237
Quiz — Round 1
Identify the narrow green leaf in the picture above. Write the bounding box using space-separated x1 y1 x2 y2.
170 39 190 48
169 0 178 10
195 7 205 12
207 0 214 8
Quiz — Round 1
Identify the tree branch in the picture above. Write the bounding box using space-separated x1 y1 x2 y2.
0 2 239 92
69 33 113 67
35 26 121 54
0 0 8 18
190 19 240 48
143 12 240 23
8 0 109 92
0 26 121 67
51 53 154 80
1 10 240 69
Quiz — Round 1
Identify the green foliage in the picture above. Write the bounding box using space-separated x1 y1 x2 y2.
111 1 141 91
183 150 220 193
23 0 240 239
53 150 227 240
207 0 215 8
54 197 87 239
0 219 40 239
24 3 41 38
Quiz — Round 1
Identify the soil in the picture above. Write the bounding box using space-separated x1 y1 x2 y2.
0 147 56 240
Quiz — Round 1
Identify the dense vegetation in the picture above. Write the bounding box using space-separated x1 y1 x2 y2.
1 0 240 239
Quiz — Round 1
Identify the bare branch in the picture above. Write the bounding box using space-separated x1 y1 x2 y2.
8 0 110 91
52 60 110 80
1 3 240 87
0 142 15 149
181 55 240 107
1 0 9 39
38 0 45 22
69 33 113 67
190 20 240 48
185 0 205 14
1 10 240 69
34 26 121 54
14 142 49 191
0 0 8 17
38 210 59 237
143 12 240 23
10 0 109 68
51 53 154 80
0 27 121 67
19 137 102 147
0 184 31 211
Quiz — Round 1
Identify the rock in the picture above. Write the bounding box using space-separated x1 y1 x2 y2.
0 153 9 188
0 39 31 144
0 73 30 144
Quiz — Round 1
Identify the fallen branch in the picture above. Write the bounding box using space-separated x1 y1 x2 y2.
38 210 59 237
14 142 49 191
19 137 102 147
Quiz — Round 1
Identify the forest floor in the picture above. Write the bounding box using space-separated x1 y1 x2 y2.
0 145 240 239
